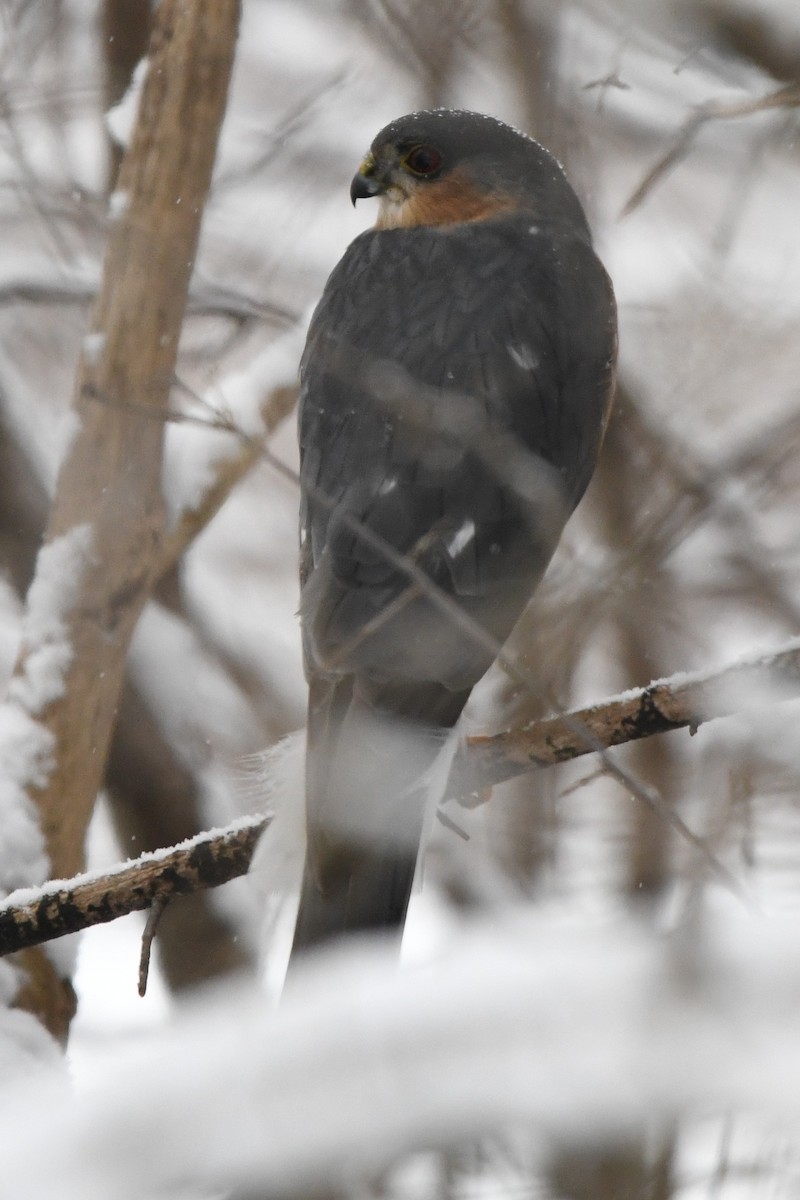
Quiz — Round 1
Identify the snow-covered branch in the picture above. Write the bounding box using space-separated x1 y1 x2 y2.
2 637 799 956
451 634 800 795
0 818 266 958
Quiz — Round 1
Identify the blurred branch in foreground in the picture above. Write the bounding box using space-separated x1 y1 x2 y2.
3 633 800 955
3 908 800 1200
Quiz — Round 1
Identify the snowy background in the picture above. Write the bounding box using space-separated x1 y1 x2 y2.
0 0 799 1196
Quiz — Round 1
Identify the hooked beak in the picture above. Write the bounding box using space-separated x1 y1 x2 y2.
350 154 384 206
350 173 383 205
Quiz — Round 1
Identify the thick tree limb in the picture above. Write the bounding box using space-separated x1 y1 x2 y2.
5 0 241 1040
19 0 241 883
2 638 800 956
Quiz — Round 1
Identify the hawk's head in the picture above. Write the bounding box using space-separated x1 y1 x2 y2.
351 109 590 236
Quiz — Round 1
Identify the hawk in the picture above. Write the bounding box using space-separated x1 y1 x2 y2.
292 109 616 954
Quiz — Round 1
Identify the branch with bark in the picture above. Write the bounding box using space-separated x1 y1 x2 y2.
0 820 266 958
450 635 800 794
2 636 799 957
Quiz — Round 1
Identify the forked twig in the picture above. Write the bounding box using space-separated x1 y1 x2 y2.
622 82 800 217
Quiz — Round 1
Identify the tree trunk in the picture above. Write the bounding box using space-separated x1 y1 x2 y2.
8 0 241 1042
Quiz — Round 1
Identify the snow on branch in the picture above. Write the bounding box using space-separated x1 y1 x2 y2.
0 818 266 957
451 634 800 795
2 637 800 956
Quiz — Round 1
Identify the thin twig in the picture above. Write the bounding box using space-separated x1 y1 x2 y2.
157 377 298 576
435 807 470 841
622 82 800 217
0 275 297 326
138 895 168 997
596 753 747 900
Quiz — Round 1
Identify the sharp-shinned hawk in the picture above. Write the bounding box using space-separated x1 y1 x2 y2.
292 109 617 955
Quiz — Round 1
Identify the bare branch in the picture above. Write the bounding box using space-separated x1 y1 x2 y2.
622 82 800 217
157 381 298 576
138 895 168 998
0 274 297 326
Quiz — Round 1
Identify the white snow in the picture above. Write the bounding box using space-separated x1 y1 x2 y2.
107 189 130 221
507 343 540 371
81 331 105 364
0 521 96 1031
1 812 267 914
161 319 305 527
445 517 477 559
128 602 264 774
7 524 95 716
247 730 306 995
0 704 61 1071
0 705 53 897
2 909 800 1197
535 634 800 721
0 987 63 1082
105 57 149 151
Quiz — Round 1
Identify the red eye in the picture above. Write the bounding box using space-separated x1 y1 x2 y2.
404 145 442 176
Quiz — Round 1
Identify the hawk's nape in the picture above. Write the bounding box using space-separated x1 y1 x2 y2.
290 109 617 960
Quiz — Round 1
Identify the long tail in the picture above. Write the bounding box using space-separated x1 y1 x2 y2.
290 675 468 957
292 835 420 951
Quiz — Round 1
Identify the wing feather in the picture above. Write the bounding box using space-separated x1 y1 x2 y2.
300 215 615 688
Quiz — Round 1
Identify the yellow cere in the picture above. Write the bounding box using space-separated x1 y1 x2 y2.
358 151 376 178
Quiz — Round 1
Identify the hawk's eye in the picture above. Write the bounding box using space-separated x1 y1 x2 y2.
404 145 442 177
